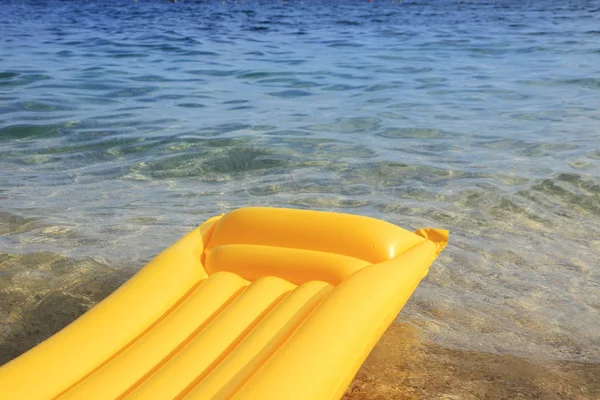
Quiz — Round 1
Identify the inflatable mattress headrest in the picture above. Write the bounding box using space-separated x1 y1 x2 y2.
204 207 425 264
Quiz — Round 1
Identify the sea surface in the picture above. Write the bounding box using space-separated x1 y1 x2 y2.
1 0 599 398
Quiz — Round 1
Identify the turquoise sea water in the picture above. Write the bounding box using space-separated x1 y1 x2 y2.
1 0 599 397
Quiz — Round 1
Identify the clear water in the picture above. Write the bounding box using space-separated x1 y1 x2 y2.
1 0 599 397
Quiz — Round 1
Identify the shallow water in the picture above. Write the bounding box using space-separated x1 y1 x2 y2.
1 0 599 397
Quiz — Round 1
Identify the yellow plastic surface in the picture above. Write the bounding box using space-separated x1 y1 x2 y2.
0 207 448 400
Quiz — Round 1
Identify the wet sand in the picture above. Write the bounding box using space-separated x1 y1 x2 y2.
343 324 600 400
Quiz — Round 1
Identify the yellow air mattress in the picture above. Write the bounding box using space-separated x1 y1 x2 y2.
0 207 448 400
